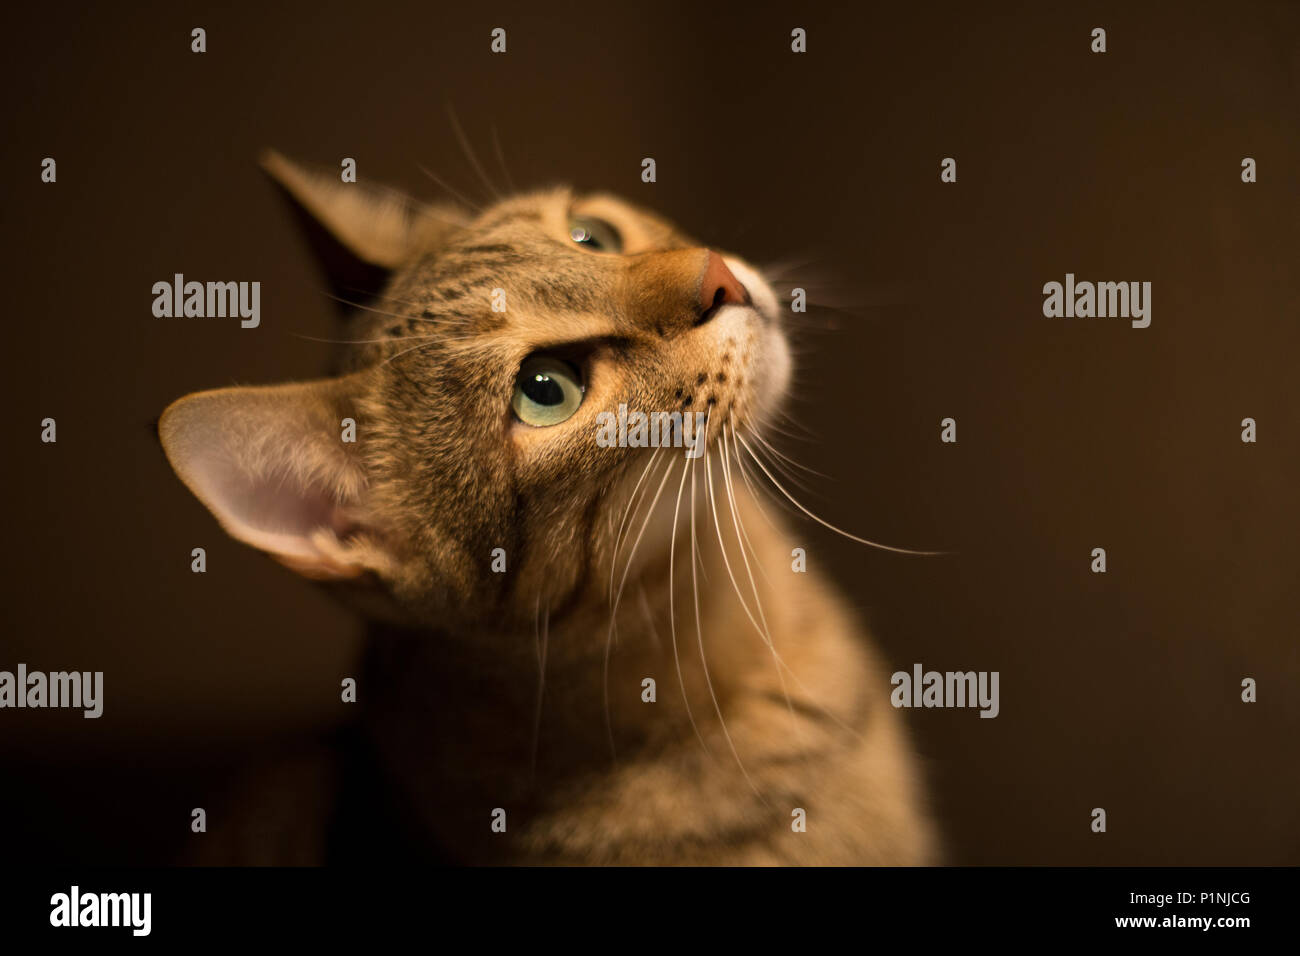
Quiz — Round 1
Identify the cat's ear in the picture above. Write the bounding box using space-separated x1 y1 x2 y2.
159 374 390 581
260 149 468 304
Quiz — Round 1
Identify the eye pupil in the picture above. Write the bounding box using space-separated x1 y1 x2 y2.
524 373 564 406
567 216 621 254
512 355 585 426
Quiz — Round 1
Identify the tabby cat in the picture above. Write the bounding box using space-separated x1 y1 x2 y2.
159 151 938 865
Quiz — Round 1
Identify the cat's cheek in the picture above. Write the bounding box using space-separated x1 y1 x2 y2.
752 326 793 423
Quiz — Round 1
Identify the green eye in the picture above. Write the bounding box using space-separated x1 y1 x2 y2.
568 216 623 253
511 355 585 426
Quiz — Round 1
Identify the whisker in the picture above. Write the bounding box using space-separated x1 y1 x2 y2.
735 431 949 556
704 432 770 645
605 453 678 760
417 162 483 213
531 593 549 780
721 423 774 591
721 422 810 752
749 428 828 479
730 429 787 531
490 123 517 195
312 290 435 325
749 412 813 443
636 584 661 652
723 427 880 742
378 335 448 369
609 449 667 606
669 439 711 756
612 453 677 625
745 434 821 495
447 102 504 203
328 286 476 326
290 331 442 347
759 253 824 279
770 406 818 439
692 411 765 799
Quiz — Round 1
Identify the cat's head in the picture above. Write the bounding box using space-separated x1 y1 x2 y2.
159 152 791 630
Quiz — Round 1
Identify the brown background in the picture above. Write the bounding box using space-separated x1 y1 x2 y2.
2 0 1297 865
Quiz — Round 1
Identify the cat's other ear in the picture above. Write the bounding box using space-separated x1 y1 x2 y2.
159 374 390 581
260 149 468 305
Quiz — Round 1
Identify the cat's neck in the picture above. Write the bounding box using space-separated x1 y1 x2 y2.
357 479 796 787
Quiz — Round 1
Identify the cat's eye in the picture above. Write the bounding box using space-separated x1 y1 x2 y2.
511 355 585 427
568 216 623 254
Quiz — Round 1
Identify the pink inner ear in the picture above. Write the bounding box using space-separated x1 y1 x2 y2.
160 378 371 579
189 447 344 562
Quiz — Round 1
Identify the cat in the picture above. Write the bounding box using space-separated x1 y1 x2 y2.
158 151 939 865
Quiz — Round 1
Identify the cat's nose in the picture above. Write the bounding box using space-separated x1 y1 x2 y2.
697 251 750 324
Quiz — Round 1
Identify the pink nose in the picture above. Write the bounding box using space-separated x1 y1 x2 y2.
698 251 750 322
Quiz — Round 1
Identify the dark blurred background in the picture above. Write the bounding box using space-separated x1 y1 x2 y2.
2 0 1297 865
